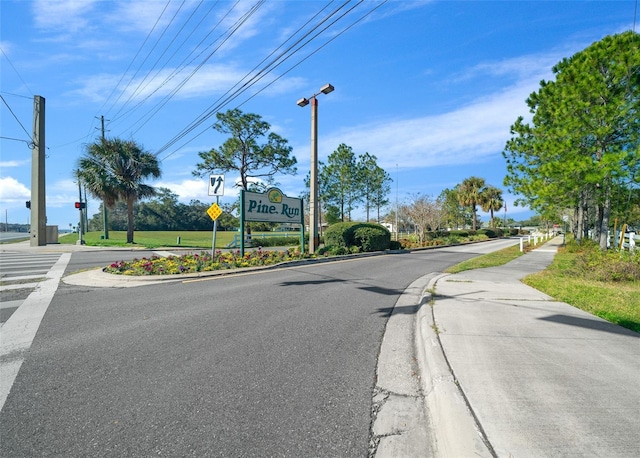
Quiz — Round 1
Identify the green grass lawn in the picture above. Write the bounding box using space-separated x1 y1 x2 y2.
524 251 640 333
445 239 639 333
60 231 301 249
445 243 525 273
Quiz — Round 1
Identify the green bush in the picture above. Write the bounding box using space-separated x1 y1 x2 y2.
449 230 470 238
324 222 355 248
353 226 391 252
476 228 499 238
250 235 305 247
567 240 640 282
389 240 402 250
324 222 391 252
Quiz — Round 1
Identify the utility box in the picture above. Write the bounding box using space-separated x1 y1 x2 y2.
46 225 59 244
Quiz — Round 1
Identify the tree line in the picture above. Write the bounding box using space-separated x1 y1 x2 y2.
503 31 640 250
76 32 638 246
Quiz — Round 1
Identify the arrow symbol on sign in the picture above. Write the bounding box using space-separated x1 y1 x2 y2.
211 176 223 194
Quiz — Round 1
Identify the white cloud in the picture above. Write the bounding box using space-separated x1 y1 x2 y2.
323 53 557 171
0 160 29 168
66 62 300 105
32 0 100 32
155 178 210 202
106 0 182 34
0 176 30 200
325 83 530 170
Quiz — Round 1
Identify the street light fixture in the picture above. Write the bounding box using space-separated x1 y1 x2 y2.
297 83 334 254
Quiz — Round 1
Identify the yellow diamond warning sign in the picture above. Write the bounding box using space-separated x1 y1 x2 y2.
207 203 222 221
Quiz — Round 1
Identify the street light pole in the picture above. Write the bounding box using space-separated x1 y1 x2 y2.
310 96 319 253
297 83 334 254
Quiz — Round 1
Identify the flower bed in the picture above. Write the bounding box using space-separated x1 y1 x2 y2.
105 248 307 275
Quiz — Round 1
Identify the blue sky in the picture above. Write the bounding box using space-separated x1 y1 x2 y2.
1 0 636 230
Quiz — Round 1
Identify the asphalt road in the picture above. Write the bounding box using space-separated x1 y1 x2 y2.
1 240 518 457
0 232 30 243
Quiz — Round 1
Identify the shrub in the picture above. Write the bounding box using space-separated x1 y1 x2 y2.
476 228 503 238
328 246 349 255
568 241 640 282
324 222 355 248
249 235 304 247
324 222 390 252
353 225 391 252
389 240 402 250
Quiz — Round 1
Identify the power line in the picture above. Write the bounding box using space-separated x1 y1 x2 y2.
238 0 388 108
0 48 34 96
120 0 264 139
109 0 218 125
0 136 33 147
157 0 382 161
0 94 33 146
99 0 172 118
0 91 32 100
110 0 190 121
154 0 355 158
107 0 242 133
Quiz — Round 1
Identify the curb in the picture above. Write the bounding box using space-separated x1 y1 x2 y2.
414 273 495 458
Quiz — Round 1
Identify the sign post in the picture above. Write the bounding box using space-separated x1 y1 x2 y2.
207 175 225 257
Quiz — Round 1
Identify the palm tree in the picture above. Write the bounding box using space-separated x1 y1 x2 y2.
480 185 504 228
77 138 161 243
457 176 486 231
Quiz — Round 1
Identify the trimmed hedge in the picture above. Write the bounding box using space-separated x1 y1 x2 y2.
476 228 504 238
324 222 391 252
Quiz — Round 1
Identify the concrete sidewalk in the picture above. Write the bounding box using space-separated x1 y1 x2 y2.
418 237 640 457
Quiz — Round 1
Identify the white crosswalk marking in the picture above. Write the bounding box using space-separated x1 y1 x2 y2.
0 252 71 411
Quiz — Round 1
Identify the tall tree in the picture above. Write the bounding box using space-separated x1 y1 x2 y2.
320 144 361 221
193 108 297 191
458 176 486 230
357 153 391 221
439 186 471 230
400 193 444 243
480 186 504 228
136 187 179 231
77 137 161 243
504 31 640 249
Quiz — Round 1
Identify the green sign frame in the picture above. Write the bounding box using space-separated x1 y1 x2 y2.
239 188 305 256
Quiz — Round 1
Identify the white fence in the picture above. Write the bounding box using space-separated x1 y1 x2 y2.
519 232 553 252
609 231 638 252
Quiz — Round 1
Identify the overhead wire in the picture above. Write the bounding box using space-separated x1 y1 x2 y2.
120 0 264 138
156 0 381 161
109 0 238 133
0 94 33 146
154 0 358 159
83 0 172 145
238 0 389 109
85 0 387 162
110 0 189 121
0 47 34 96
109 0 220 126
100 0 172 118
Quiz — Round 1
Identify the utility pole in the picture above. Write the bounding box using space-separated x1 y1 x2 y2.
30 95 46 246
77 180 84 245
97 115 109 240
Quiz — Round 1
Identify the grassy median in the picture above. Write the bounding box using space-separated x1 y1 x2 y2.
60 230 301 249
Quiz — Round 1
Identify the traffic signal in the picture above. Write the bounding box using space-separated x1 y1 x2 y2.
26 200 31 209
75 202 86 209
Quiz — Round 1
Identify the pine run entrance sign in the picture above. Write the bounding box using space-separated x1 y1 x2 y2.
240 188 305 256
